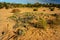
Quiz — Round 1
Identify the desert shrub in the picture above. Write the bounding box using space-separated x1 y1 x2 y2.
12 29 25 40
9 12 34 29
13 23 19 29
29 22 45 29
49 7 55 11
33 8 38 11
50 13 60 25
0 4 3 9
3 2 9 9
47 17 60 28
55 17 60 25
47 20 54 25
29 17 47 29
11 9 20 13
57 7 60 10
26 3 33 7
18 17 30 23
9 16 17 21
9 12 48 29
0 6 3 9
14 29 25 35
43 10 46 11
38 18 47 29
47 20 55 28
29 22 41 28
4 5 9 9
50 13 58 17
18 12 35 23
24 12 35 20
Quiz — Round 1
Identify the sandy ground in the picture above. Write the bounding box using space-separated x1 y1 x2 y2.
0 7 60 40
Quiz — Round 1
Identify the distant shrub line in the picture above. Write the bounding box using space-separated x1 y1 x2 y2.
0 2 60 9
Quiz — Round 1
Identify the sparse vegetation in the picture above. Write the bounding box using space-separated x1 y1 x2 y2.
0 4 3 9
49 7 55 11
15 29 25 35
33 8 38 11
8 9 60 29
9 12 48 29
29 18 47 29
11 9 20 13
43 10 45 11
0 1 60 40
46 13 60 28
3 2 9 9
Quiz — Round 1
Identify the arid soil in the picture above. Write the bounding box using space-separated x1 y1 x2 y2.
0 7 60 40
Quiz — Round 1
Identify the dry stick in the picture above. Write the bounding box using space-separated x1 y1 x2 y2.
13 36 18 40
0 35 5 40
8 35 17 40
8 35 15 40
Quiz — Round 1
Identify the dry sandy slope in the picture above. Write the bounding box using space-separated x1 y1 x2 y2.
0 7 60 40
